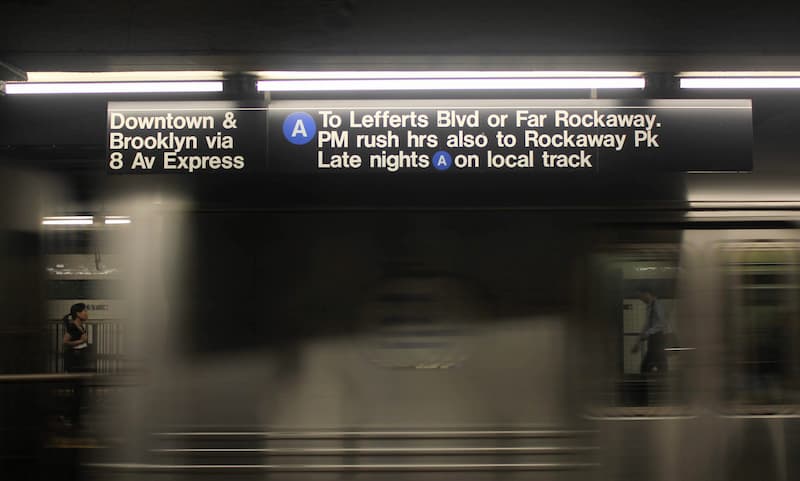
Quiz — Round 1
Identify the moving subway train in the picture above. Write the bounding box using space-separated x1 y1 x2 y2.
23 204 800 481
3 91 800 481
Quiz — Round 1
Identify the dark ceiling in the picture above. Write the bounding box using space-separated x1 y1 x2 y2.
2 1 800 74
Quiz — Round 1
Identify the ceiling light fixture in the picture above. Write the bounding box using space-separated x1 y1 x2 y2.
25 71 226 82
4 81 224 95
256 71 645 91
42 216 94 226
104 216 132 225
679 72 800 89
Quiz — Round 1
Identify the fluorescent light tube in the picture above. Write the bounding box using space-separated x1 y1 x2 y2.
257 77 645 92
680 77 800 89
26 71 225 82
42 216 94 225
688 201 800 209
258 71 644 80
4 81 224 95
104 216 132 225
685 210 800 219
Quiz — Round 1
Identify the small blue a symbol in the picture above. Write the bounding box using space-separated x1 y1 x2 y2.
433 151 452 171
283 112 317 145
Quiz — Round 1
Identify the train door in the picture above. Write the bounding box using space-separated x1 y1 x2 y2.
683 227 800 481
585 235 693 481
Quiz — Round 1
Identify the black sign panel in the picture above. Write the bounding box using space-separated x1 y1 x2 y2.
267 99 752 173
107 101 267 173
107 99 752 174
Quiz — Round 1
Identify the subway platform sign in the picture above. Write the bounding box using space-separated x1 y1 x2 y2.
107 101 268 174
107 99 752 174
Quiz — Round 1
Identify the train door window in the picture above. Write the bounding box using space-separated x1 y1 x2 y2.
721 241 800 410
588 245 686 415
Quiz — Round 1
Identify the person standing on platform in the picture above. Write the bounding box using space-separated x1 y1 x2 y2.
631 287 668 374
62 302 93 428
63 303 91 373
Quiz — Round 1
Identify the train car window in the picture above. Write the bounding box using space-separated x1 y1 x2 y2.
588 245 688 416
721 241 800 411
623 285 679 375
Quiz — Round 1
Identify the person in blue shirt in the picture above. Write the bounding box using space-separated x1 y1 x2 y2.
630 287 668 374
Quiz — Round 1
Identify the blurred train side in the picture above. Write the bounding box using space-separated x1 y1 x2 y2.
29 209 800 481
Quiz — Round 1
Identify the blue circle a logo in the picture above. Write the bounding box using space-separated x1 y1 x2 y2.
432 151 452 171
283 112 317 145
